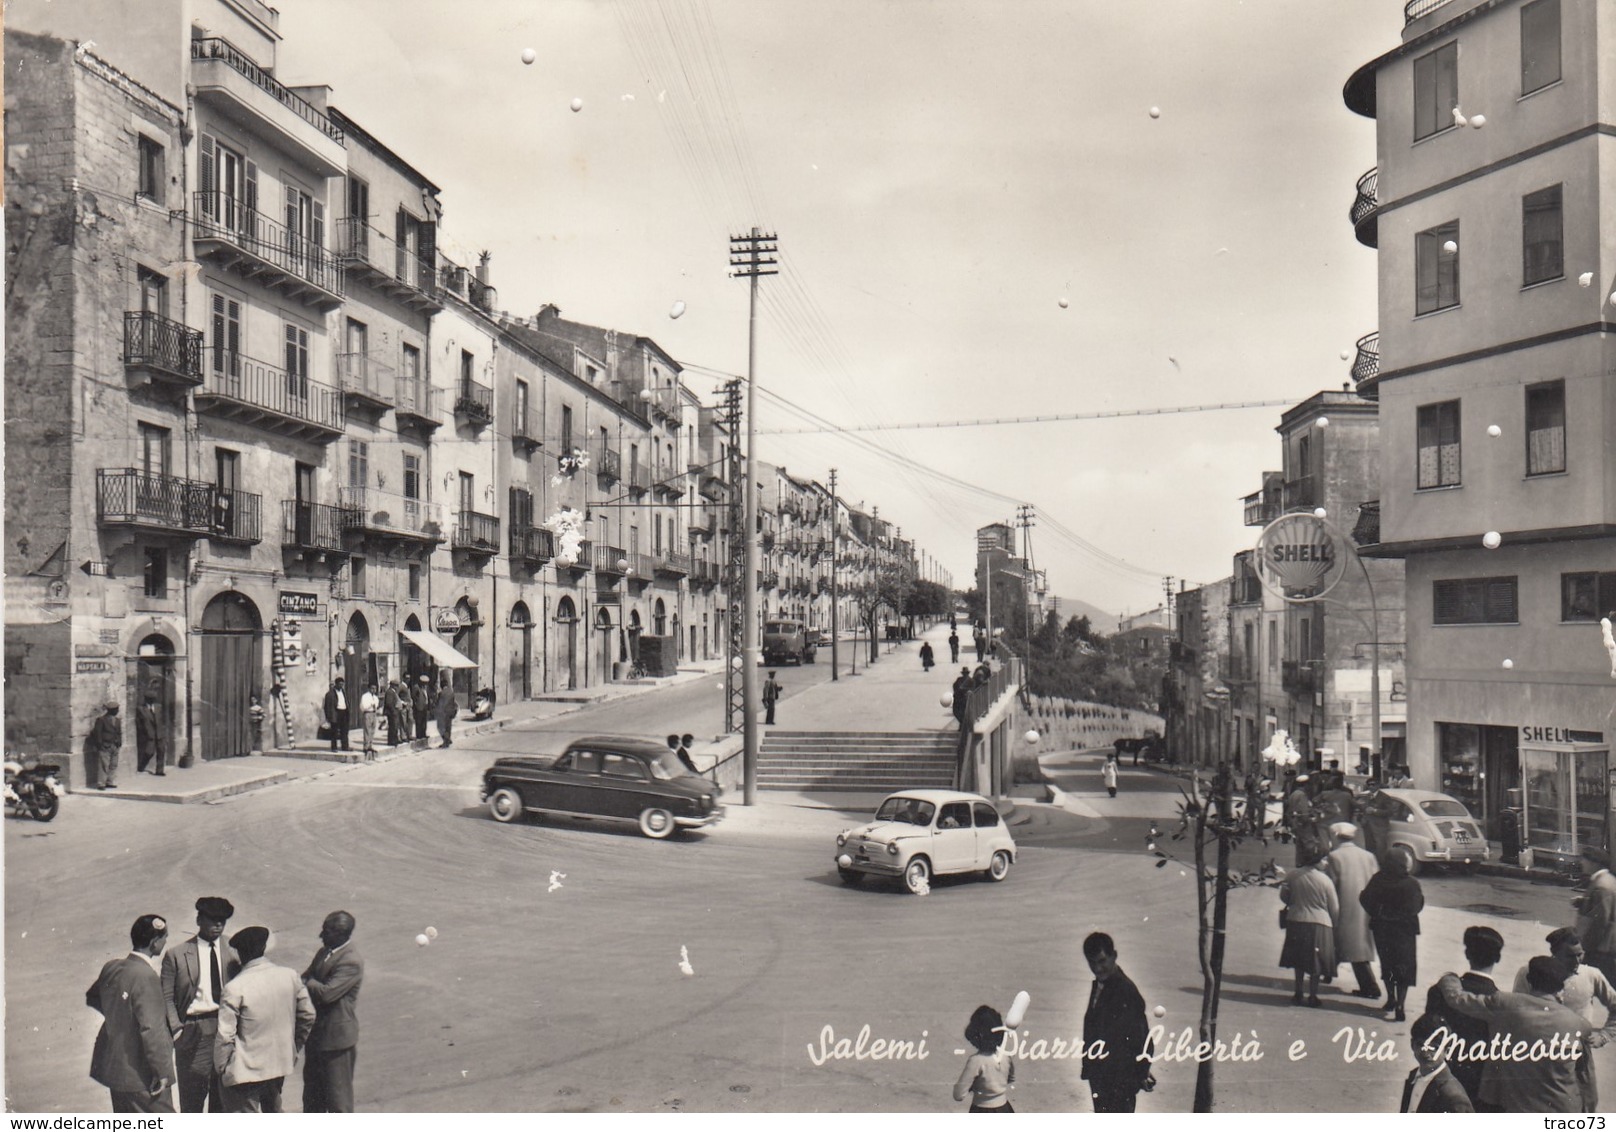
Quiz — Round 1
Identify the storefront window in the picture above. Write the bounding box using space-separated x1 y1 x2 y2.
1439 722 1482 817
1521 745 1610 869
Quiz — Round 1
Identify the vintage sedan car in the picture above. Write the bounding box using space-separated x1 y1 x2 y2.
481 736 724 839
1360 787 1489 872
834 789 1016 893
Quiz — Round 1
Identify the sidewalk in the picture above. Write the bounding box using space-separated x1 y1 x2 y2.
91 657 728 804
774 620 963 734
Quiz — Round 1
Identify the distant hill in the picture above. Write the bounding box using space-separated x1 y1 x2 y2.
1051 596 1120 633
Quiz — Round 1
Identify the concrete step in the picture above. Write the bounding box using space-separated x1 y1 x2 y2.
760 778 954 791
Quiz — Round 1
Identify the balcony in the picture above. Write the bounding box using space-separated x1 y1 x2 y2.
123 311 203 387
454 380 493 430
437 257 497 314
191 193 343 308
556 538 591 572
689 507 713 536
189 37 345 176
452 510 501 557
1350 331 1380 395
339 487 444 549
760 570 779 589
1282 660 1320 697
593 544 628 576
1219 655 1254 685
280 500 356 556
653 468 682 496
511 408 541 452
1350 166 1379 248
332 217 441 314
1283 475 1317 511
1404 0 1457 26
655 551 691 577
511 525 555 567
1352 500 1381 549
628 461 649 494
699 474 727 501
336 352 396 413
817 574 831 593
395 379 441 434
1242 489 1279 528
1230 570 1263 606
97 469 215 539
627 552 656 582
195 353 345 442
211 488 263 545
596 445 621 482
691 560 718 586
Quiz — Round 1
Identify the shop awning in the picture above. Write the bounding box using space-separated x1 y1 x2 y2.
398 629 479 669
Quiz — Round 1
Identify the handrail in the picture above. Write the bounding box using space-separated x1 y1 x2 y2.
1350 331 1381 387
200 350 345 432
1350 166 1379 227
190 37 345 144
96 469 215 532
124 311 203 379
339 487 443 537
1404 0 1457 25
192 192 343 295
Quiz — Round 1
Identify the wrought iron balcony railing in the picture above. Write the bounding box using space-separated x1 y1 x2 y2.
596 445 622 481
332 217 438 308
1404 0 1457 25
1282 659 1320 696
211 488 262 543
190 38 345 144
1243 489 1279 528
198 350 345 438
395 379 441 430
336 352 396 408
191 192 343 298
281 500 355 553
97 469 215 535
452 510 501 554
511 525 555 565
123 311 203 384
1350 166 1379 247
655 551 691 576
1283 475 1317 511
556 538 591 570
1350 331 1380 390
511 408 540 449
1352 500 1381 548
593 544 628 575
628 552 656 580
339 487 444 541
628 461 649 492
454 379 494 426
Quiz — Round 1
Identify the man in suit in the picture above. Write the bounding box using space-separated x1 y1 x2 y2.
1577 868 1616 984
323 677 350 752
135 691 166 776
1423 925 1504 1109
1081 932 1155 1112
412 675 431 741
762 671 781 726
301 911 364 1113
161 895 235 1112
1435 955 1591 1113
1402 1012 1474 1112
215 926 316 1113
87 913 175 1113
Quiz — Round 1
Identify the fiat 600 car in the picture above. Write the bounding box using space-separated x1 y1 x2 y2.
834 789 1016 893
481 736 724 839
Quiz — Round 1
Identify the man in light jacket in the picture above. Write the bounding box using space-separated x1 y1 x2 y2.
1577 868 1616 984
214 926 315 1113
1324 822 1381 999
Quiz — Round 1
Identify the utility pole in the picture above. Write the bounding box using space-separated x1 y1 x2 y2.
828 467 839 681
730 228 777 807
1163 575 1176 634
1017 503 1036 631
722 379 744 735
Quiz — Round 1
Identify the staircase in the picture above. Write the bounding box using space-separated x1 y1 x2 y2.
758 730 958 791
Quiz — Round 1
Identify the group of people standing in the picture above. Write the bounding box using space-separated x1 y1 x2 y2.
86 896 363 1114
85 693 170 790
323 674 461 755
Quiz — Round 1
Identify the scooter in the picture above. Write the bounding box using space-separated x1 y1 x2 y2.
4 760 62 822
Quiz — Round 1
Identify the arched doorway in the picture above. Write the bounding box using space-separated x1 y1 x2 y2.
596 607 615 683
510 602 533 700
344 612 373 700
134 634 177 765
453 597 481 700
555 596 577 691
628 609 643 668
199 592 261 759
653 598 667 636
401 614 429 688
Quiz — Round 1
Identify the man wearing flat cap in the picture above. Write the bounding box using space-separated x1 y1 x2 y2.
1324 822 1381 1000
215 925 315 1113
88 700 123 790
162 896 235 1111
87 914 174 1112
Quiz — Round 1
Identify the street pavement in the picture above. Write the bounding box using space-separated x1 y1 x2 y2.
9 639 1614 1113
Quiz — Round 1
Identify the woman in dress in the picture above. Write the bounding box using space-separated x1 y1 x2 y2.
952 1004 1016 1112
1102 755 1119 798
1279 851 1339 1007
1359 845 1424 1021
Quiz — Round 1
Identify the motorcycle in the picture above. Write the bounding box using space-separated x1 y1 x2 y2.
4 760 61 822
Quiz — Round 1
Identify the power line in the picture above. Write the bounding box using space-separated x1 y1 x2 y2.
755 399 1295 435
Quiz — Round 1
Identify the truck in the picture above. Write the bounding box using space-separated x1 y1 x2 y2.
762 618 816 666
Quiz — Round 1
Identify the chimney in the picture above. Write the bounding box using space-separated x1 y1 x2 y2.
475 251 490 286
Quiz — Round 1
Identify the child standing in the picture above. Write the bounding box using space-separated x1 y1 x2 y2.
952 1005 1016 1112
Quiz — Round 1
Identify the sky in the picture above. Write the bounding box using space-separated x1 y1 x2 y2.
271 0 1396 621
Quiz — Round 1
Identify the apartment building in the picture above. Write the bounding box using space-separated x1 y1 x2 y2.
1346 0 1615 860
1163 579 1233 768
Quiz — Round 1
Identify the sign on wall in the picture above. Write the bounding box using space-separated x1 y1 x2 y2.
279 591 319 617
435 608 461 633
1254 513 1348 601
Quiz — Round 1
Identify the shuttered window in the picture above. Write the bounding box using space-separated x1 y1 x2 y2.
1525 379 1566 475
1416 400 1461 488
1433 577 1519 625
1561 573 1616 623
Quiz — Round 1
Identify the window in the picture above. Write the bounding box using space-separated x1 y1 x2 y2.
283 183 323 255
1525 380 1566 475
137 266 168 318
138 423 171 479
601 753 648 780
351 556 367 598
459 472 475 517
460 349 474 390
514 380 530 433
938 802 972 829
1416 221 1461 314
1562 573 1616 622
1523 185 1563 286
197 135 255 228
403 453 421 501
408 563 421 600
348 440 369 488
973 802 1000 828
215 448 239 536
401 342 420 386
284 323 310 401
210 293 241 377
1413 42 1459 141
561 405 574 453
1433 577 1519 624
1298 617 1312 662
136 135 165 203
1268 619 1278 670
1417 400 1461 488
143 547 167 598
1521 0 1561 95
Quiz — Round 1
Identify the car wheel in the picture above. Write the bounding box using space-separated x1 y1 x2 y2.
838 867 862 886
903 856 931 895
488 786 524 824
639 807 676 839
1393 846 1421 876
984 849 1011 882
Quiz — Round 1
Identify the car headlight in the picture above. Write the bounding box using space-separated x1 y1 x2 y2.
887 843 900 856
836 831 848 847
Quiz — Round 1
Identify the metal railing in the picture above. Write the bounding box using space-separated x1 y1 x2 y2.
200 350 345 433
190 37 345 145
1350 166 1379 229
396 378 440 424
1242 489 1278 528
655 551 691 575
123 311 203 381
512 408 539 446
333 217 436 298
628 551 655 580
192 192 343 295
654 467 682 493
511 525 555 563
1283 476 1317 511
281 500 354 551
212 488 262 543
628 461 649 491
596 445 621 481
963 653 1023 728
593 544 628 574
1404 0 1457 25
1351 331 1380 388
336 352 396 405
338 487 443 539
455 379 493 423
1352 500 1381 548
97 469 215 533
453 510 500 553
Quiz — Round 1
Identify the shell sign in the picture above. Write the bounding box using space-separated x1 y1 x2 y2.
1255 513 1348 600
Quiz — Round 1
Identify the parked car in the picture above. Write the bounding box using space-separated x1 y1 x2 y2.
834 789 1016 893
480 736 724 839
1359 787 1489 872
763 619 816 666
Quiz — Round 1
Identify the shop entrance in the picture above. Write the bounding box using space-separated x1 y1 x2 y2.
1522 743 1610 870
199 592 261 759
